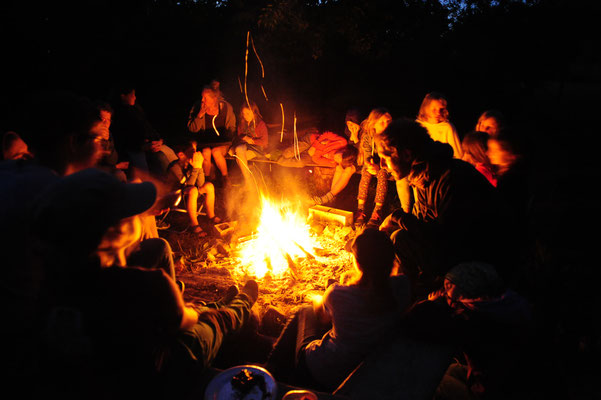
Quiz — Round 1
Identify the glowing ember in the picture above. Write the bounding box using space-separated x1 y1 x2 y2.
236 195 318 278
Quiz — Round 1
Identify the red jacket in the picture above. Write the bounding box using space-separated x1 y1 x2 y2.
309 131 347 167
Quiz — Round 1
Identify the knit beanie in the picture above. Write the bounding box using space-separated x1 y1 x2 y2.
444 262 505 299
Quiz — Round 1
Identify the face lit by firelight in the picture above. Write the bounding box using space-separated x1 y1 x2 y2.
477 117 499 136
201 89 218 111
376 140 410 181
425 99 447 124
242 107 254 123
374 115 391 135
99 110 112 130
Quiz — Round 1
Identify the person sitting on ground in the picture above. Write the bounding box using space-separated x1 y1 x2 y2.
95 101 129 182
186 80 236 186
461 130 497 187
265 227 411 391
229 100 269 189
2 131 33 160
30 168 259 399
355 108 393 227
110 84 178 181
165 139 220 237
416 92 463 159
312 144 358 206
375 118 514 298
424 262 534 400
475 109 505 137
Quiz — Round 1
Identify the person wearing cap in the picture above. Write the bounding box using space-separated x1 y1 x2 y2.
416 262 534 400
0 91 110 393
375 118 515 298
30 168 259 398
265 227 411 391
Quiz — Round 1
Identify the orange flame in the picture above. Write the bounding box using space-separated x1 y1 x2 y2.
236 195 317 278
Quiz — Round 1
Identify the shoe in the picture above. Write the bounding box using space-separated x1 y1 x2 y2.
190 224 208 238
241 279 259 305
260 306 287 337
218 284 239 306
367 208 383 227
354 210 367 228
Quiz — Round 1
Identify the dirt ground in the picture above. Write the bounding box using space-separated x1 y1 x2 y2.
158 160 366 320
156 155 601 399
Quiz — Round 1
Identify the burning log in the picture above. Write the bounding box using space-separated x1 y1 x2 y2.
293 241 315 260
283 252 300 280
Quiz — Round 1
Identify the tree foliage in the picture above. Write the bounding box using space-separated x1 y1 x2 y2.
1 0 597 134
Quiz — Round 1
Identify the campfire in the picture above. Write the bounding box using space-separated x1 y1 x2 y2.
188 195 358 316
234 195 318 279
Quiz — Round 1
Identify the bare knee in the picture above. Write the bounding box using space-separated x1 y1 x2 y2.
234 144 247 158
188 186 199 199
199 182 215 195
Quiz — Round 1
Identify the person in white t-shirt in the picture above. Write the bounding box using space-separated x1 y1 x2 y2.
416 92 463 159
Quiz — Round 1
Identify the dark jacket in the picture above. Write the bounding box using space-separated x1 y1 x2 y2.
111 103 161 156
391 142 515 281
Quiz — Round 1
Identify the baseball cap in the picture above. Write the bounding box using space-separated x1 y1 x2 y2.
32 168 157 251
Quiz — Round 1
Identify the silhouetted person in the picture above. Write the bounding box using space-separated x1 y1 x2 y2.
427 262 534 400
461 130 497 187
30 168 259 399
110 84 177 180
0 91 105 396
266 227 411 391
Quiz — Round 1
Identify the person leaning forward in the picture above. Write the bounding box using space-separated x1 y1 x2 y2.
375 118 516 299
30 168 258 399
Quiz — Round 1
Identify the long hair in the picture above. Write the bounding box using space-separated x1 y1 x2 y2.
238 100 263 124
338 144 359 169
417 92 449 123
360 108 392 157
476 109 505 133
361 108 392 136
462 130 492 167
344 108 362 137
